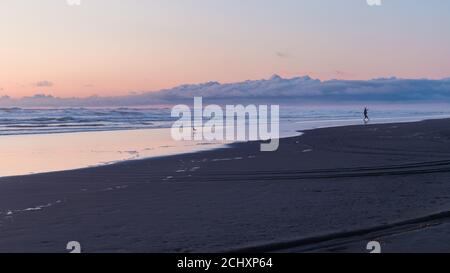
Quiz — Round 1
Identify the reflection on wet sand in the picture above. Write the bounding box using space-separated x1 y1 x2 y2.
0 128 225 177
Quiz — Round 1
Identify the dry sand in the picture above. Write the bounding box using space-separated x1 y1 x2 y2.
2 119 450 253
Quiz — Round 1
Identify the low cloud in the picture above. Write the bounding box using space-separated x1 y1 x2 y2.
34 81 54 88
275 51 289 58
1 75 450 107
333 70 356 79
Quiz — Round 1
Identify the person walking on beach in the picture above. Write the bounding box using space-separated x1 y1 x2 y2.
364 107 369 123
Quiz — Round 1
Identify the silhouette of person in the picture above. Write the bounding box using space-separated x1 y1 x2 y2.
364 107 369 123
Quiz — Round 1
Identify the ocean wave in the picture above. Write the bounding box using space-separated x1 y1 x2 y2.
0 107 22 110
1 105 450 136
0 107 175 135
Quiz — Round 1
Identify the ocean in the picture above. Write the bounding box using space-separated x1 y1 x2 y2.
1 103 450 177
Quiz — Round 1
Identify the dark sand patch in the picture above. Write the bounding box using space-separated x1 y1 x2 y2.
2 119 450 252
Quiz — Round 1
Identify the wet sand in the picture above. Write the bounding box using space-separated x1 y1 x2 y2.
2 119 450 253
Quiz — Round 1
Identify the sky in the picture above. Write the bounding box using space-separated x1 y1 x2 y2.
1 0 450 98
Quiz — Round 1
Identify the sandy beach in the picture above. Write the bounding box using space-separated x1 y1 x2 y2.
2 118 450 253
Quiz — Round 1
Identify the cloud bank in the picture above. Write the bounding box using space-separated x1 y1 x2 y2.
1 75 450 107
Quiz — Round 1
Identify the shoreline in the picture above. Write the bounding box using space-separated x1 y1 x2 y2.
2 118 450 252
0 127 227 178
1 115 449 180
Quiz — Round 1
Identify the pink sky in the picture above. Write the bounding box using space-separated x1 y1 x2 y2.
1 0 450 98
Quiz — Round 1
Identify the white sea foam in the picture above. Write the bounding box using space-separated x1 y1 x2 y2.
2 200 63 217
